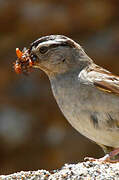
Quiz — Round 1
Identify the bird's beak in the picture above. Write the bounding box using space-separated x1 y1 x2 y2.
14 47 46 74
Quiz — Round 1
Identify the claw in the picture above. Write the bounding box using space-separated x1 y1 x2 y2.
85 148 119 163
84 155 110 163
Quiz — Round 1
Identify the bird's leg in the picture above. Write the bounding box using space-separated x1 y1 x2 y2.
85 144 119 163
106 148 119 162
91 148 119 163
99 144 119 162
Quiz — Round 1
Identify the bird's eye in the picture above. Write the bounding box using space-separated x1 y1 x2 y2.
39 46 48 54
31 54 38 61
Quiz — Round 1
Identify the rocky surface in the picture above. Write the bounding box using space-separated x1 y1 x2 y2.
1 160 119 180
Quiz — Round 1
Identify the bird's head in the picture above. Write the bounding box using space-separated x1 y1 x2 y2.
15 35 92 77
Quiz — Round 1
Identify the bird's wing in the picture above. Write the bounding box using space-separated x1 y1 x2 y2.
79 64 119 96
94 79 119 95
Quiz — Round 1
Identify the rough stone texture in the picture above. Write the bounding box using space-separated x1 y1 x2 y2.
1 161 119 180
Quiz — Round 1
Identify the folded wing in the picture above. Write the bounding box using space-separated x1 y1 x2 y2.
79 64 119 96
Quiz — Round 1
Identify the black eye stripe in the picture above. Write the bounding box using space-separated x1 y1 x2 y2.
48 41 75 49
30 42 75 54
38 42 74 54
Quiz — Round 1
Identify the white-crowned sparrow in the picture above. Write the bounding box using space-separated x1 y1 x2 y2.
15 35 119 162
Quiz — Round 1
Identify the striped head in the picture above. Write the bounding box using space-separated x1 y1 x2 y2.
29 35 91 76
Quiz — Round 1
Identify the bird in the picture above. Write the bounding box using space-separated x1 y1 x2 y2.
17 35 119 162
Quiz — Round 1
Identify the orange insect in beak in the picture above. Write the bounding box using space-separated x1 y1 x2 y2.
14 62 22 74
16 48 23 59
14 47 33 74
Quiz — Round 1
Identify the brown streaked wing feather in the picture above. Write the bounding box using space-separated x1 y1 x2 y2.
92 65 119 95
94 81 119 95
81 64 119 95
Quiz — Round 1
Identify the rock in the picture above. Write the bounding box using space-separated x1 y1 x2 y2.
1 160 119 179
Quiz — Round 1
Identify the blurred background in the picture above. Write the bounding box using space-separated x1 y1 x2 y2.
0 0 119 175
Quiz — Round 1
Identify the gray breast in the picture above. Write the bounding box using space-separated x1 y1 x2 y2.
49 71 119 148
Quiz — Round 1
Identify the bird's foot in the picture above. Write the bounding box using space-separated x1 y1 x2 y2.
85 148 119 163
84 154 111 163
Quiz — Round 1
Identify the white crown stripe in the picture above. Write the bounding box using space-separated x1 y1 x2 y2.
31 35 81 51
36 39 71 48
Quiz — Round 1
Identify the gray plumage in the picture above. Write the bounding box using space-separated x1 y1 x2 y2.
29 35 119 161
